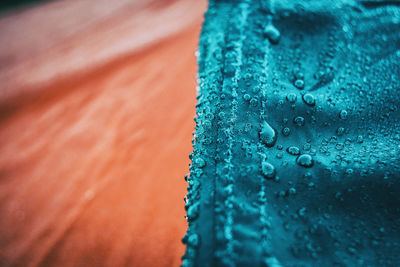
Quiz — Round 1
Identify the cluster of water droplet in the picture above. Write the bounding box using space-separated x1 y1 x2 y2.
183 0 400 266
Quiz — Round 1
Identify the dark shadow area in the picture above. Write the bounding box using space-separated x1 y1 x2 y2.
0 0 49 14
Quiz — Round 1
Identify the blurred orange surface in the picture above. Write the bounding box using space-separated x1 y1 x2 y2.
0 0 206 266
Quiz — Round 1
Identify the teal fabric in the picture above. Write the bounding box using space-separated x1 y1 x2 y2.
183 0 400 266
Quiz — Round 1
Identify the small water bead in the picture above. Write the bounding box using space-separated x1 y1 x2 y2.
337 127 345 136
339 109 348 120
287 146 300 155
294 116 305 126
302 93 315 106
297 154 314 168
243 94 251 101
260 121 277 147
303 143 311 151
182 234 200 248
286 93 297 103
261 161 276 179
294 79 305 89
298 207 307 217
187 204 200 221
345 168 354 175
196 158 206 168
335 143 344 150
250 98 258 107
277 191 286 198
282 127 291 136
287 187 297 195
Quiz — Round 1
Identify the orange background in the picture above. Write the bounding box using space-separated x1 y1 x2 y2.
0 0 206 266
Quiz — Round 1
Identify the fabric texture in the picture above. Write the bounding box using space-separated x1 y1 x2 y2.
183 0 400 266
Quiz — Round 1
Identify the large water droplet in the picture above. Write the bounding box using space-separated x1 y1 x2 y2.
264 24 280 44
296 154 314 168
260 121 277 147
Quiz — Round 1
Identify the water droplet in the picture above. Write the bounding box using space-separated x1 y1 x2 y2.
260 121 277 147
196 158 206 168
298 207 307 217
187 233 200 248
250 98 258 107
264 24 280 44
294 79 305 89
302 93 315 106
297 154 314 168
293 116 305 126
336 127 345 136
264 257 282 267
345 168 354 175
339 109 348 120
303 143 311 151
287 146 300 155
287 187 297 195
293 68 304 80
286 93 297 103
262 161 276 179
282 127 291 136
187 204 199 221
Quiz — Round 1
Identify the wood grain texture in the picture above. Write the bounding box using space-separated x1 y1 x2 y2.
0 0 206 266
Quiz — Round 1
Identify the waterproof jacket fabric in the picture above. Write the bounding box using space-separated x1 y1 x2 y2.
183 0 400 266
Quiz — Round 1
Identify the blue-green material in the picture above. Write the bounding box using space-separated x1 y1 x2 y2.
183 0 400 266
